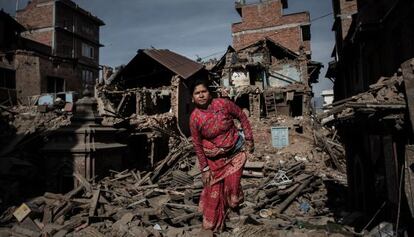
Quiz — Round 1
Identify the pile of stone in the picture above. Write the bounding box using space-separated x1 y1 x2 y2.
0 138 350 237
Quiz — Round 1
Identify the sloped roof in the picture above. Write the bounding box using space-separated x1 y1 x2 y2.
141 49 204 79
110 48 205 85
0 10 25 32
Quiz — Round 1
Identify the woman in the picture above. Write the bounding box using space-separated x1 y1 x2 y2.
189 79 254 232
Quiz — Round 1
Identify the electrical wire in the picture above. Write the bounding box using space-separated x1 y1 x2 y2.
111 2 360 80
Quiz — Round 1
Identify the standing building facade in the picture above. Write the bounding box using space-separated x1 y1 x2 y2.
232 0 311 56
324 0 414 231
2 0 104 102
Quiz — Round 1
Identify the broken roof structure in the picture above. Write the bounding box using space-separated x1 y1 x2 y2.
100 48 208 140
210 38 321 118
110 49 206 88
212 39 322 87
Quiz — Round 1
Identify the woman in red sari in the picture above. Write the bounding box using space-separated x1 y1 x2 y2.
189 79 254 232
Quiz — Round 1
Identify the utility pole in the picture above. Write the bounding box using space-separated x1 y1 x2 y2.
15 0 19 16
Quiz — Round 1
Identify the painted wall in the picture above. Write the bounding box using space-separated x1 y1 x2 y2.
268 64 301 87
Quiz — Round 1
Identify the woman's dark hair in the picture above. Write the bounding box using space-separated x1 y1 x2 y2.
189 78 211 94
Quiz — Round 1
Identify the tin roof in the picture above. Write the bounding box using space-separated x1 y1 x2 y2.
0 10 25 32
141 49 204 80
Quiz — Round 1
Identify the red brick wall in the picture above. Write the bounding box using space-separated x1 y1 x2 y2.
232 0 310 53
339 0 357 39
14 0 100 101
39 56 80 94
16 0 53 29
233 8 309 32
233 25 310 53
21 31 53 47
14 51 85 102
16 0 54 47
239 0 283 29
15 53 42 101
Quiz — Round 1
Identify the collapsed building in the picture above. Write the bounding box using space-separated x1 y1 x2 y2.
0 1 369 236
323 0 414 232
97 49 207 168
211 39 321 119
210 0 322 120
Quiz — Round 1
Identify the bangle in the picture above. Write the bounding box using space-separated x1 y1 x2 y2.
202 166 210 172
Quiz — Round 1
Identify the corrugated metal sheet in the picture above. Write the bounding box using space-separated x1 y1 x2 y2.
142 49 204 80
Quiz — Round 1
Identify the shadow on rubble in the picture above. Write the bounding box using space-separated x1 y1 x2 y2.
0 111 50 214
322 178 414 235
322 179 382 233
0 94 153 214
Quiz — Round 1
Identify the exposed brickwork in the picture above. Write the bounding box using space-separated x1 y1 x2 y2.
16 0 53 30
14 51 85 101
332 0 357 41
16 0 102 62
13 0 103 100
233 26 310 53
16 0 54 47
38 56 80 94
21 31 53 47
232 0 311 54
15 53 41 100
339 0 357 39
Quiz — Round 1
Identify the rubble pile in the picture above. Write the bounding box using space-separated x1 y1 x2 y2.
313 125 346 174
360 75 405 104
0 160 348 236
0 119 351 236
249 115 347 180
0 105 71 214
319 74 406 122
0 105 71 157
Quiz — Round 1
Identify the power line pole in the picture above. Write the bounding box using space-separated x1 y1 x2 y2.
15 0 19 15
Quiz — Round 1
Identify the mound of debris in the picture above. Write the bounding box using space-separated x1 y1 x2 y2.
319 74 406 124
0 130 350 237
0 105 72 214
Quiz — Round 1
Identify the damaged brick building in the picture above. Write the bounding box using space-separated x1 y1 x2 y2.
0 0 104 104
212 39 321 118
0 1 369 236
324 0 414 231
232 0 311 55
97 49 207 170
212 0 321 119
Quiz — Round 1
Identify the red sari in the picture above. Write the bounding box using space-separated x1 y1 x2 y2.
198 151 247 231
189 98 254 231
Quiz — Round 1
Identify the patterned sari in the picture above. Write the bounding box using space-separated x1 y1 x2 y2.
189 98 253 231
198 150 247 231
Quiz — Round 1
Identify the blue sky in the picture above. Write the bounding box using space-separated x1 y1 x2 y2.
0 0 335 95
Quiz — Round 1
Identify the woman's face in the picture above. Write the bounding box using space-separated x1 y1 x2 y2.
192 84 211 107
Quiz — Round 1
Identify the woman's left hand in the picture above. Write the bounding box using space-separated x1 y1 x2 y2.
201 170 212 186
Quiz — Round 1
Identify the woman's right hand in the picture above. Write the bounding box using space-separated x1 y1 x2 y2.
201 170 212 186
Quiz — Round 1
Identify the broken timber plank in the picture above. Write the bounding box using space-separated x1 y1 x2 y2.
402 59 414 134
276 177 313 214
163 203 198 211
242 170 264 178
73 172 92 193
171 213 200 224
245 161 265 169
89 189 100 216
153 188 185 196
127 198 147 208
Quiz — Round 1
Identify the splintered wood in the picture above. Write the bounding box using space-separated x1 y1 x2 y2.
0 118 350 236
